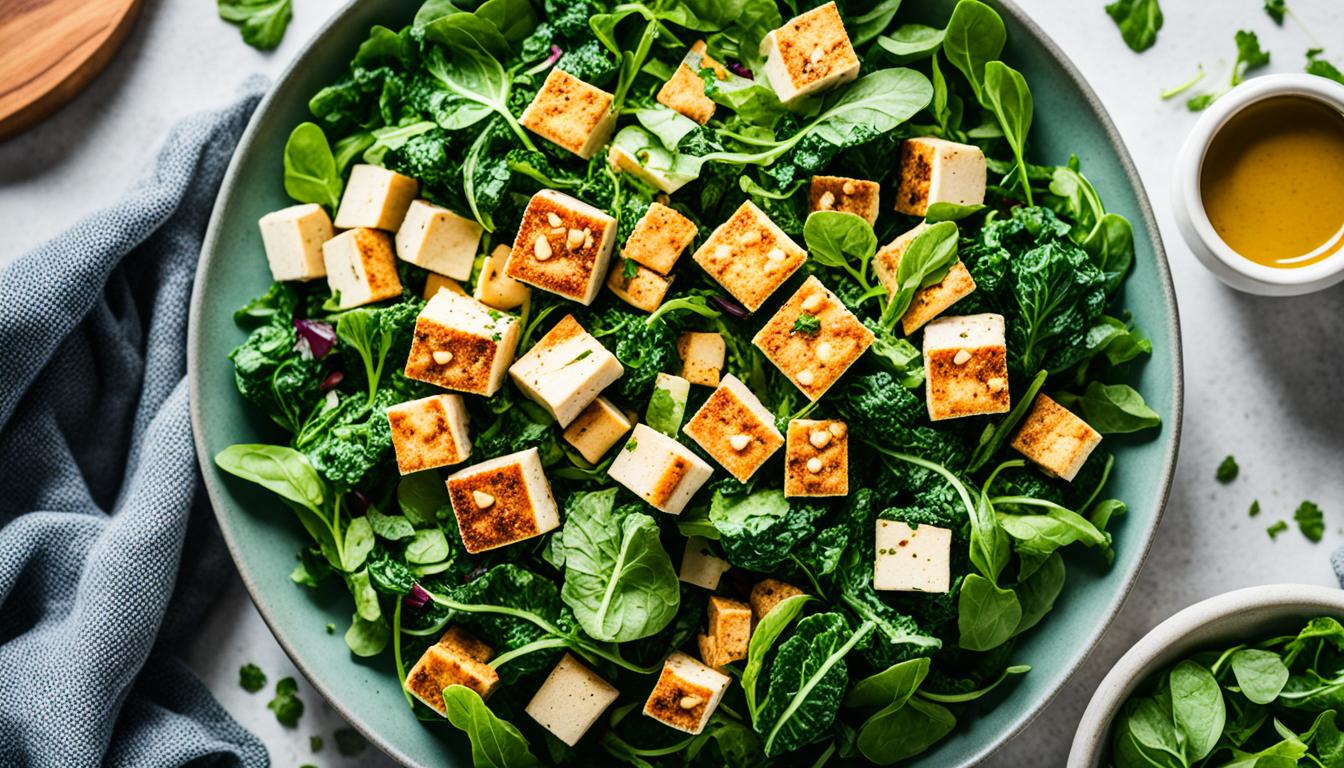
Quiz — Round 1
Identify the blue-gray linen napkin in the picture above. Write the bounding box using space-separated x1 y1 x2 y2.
0 82 270 768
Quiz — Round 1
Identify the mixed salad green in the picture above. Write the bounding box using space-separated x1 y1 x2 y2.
217 0 1162 764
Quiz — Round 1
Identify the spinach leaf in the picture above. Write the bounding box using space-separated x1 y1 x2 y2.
847 0 904 47
406 529 451 564
1169 660 1225 762
367 505 415 541
218 0 292 50
1012 551 1065 636
347 568 380 621
344 612 390 656
866 324 925 389
844 657 930 709
425 44 535 151
742 593 811 719
1005 239 1106 375
1105 0 1164 53
476 0 538 44
879 221 959 329
282 123 343 212
856 696 957 765
442 685 541 768
1057 382 1161 434
342 517 375 572
336 308 396 405
878 24 946 64
708 488 827 571
1083 213 1136 294
367 550 416 595
981 61 1035 205
926 202 986 222
216 444 325 513
804 211 879 291
996 501 1108 560
957 573 1022 652
1231 649 1290 705
942 0 1005 101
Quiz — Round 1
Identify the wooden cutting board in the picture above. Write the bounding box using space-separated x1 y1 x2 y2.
0 0 144 142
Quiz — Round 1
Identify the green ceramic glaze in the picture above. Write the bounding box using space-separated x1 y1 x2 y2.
188 1 1183 764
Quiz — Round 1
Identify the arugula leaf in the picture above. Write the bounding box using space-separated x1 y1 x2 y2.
442 685 541 768
218 0 292 50
1104 0 1163 53
282 123 343 212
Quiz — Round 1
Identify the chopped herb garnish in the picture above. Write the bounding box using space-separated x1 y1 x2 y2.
1295 501 1324 542
325 623 335 635
568 349 593 365
1308 49 1344 85
622 258 639 282
793 314 822 335
1265 0 1286 24
1216 455 1238 483
1249 500 1261 517
625 439 638 452
267 677 304 727
1267 520 1289 540
239 663 266 693
310 735 324 752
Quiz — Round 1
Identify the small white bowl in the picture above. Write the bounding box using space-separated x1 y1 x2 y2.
1067 583 1344 767
1173 74 1344 296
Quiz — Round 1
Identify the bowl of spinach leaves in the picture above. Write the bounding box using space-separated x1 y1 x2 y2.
188 0 1182 765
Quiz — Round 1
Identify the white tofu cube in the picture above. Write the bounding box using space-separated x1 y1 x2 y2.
752 276 875 401
395 199 482 281
679 536 730 590
894 137 988 217
760 2 860 104
784 419 848 497
624 202 699 276
643 651 731 735
1010 394 1103 482
677 332 725 388
525 654 620 747
334 164 419 231
608 424 714 515
406 640 499 714
809 176 880 226
647 372 690 436
692 201 807 312
874 223 978 335
386 394 471 475
656 40 729 125
922 314 1010 421
258 203 333 281
404 290 520 397
563 396 632 464
607 258 673 313
473 244 530 310
874 520 952 593
322 228 404 309
682 374 783 483
509 315 624 428
520 68 616 160
422 272 467 301
446 448 560 554
749 579 805 621
506 190 617 305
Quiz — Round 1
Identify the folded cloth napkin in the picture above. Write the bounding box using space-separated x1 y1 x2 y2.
0 81 269 767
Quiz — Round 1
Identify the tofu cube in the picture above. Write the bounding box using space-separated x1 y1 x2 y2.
677 332 726 387
334 164 419 231
922 314 1010 421
643 651 731 735
506 190 618 305
437 626 493 662
752 276 875 401
474 244 530 311
404 290 520 397
809 176 881 226
509 315 624 428
563 396 633 464
894 137 988 217
608 424 714 515
679 536 730 590
322 228 403 309
520 68 616 160
784 419 848 497
624 202 699 276
760 2 860 104
1010 394 1103 482
405 643 500 715
692 201 807 312
697 633 731 670
749 579 805 621
423 272 467 301
874 223 978 335
656 40 729 125
386 394 472 475
707 596 751 663
525 654 620 747
258 203 333 281
395 200 482 280
682 374 783 482
446 447 560 554
607 258 673 313
874 520 952 593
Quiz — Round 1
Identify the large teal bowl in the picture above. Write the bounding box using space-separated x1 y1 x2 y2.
188 2 1184 764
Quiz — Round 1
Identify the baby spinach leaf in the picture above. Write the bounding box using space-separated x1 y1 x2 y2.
1231 649 1290 705
216 444 326 513
957 573 1022 652
742 593 811 719
879 221 959 329
996 502 1108 560
942 0 1005 101
844 657 930 709
809 68 934 148
846 0 903 47
347 568 381 621
336 309 396 405
926 202 986 222
1105 0 1164 53
405 529 451 564
425 43 534 151
1012 551 1065 636
804 211 878 276
878 24 947 64
342 517 376 572
442 685 541 768
1170 660 1225 761
981 61 1035 205
344 612 390 657
1083 213 1136 293
856 696 957 765
475 0 537 44
367 505 415 541
217 0 292 51
282 123 343 212
1058 382 1161 434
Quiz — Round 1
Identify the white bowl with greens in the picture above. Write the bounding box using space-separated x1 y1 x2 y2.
1068 584 1344 767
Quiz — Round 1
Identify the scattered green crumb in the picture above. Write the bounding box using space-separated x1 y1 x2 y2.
267 677 304 727
793 313 822 335
1216 455 1239 483
1295 501 1324 543
335 727 369 757
325 623 335 635
310 735 324 753
1249 500 1261 517
1267 520 1289 540
238 663 266 693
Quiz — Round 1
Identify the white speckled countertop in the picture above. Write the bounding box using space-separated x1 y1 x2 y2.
3 1 1343 765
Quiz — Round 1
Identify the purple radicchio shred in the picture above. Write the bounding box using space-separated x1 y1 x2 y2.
293 318 337 359
403 583 430 609
319 370 345 392
347 490 370 516
708 294 749 319
545 44 562 67
726 59 753 79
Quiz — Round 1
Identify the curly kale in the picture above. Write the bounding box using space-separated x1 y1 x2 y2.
582 305 678 401
557 39 620 87
384 128 465 206
230 322 324 435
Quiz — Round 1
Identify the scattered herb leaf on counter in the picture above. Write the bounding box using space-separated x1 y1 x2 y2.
1105 0 1164 53
1307 49 1344 85
1187 30 1273 112
267 677 304 727
309 735 323 752
1265 0 1287 24
1216 455 1239 483
1249 499 1261 517
217 0 293 51
1267 520 1289 539
238 663 266 693
1295 500 1324 542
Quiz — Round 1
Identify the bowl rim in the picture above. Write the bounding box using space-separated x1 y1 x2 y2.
186 1 1185 765
1066 583 1344 767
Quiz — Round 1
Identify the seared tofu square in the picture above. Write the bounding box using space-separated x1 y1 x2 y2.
405 640 500 715
874 223 977 335
509 315 624 428
624 202 698 275
563 396 633 464
692 200 807 312
1010 394 1102 482
525 654 621 747
749 579 805 621
334 163 419 231
404 290 520 397
608 424 714 515
679 535 730 591
874 519 952 593
677 332 726 387
682 374 784 482
760 2 860 103
386 394 471 475
474 244 531 311
607 258 673 313
520 68 617 160
706 596 751 663
752 276 875 401
322 228 403 309
436 626 493 662
894 137 987 217
446 448 560 554
922 313 1011 421
506 190 618 305
657 40 730 125
809 176 881 226
258 203 333 282
784 419 848 497
394 199 482 281
643 651 731 735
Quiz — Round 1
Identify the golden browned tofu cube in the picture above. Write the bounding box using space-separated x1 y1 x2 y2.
677 332 725 387
656 40 729 125
405 643 500 715
404 290 520 397
809 175 881 225
894 137 987 217
386 394 471 475
760 2 860 103
752 276 874 401
784 419 848 497
692 200 807 312
682 374 784 482
445 448 560 554
874 223 978 335
422 272 467 301
473 244 531 310
334 164 419 231
322 228 403 309
607 258 673 313
749 579 805 622
697 633 730 671
1010 394 1103 482
436 626 493 662
707 596 751 664
563 396 633 464
608 425 715 515
642 652 731 735
922 314 1010 421
506 190 618 305
520 69 617 160
624 202 699 275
